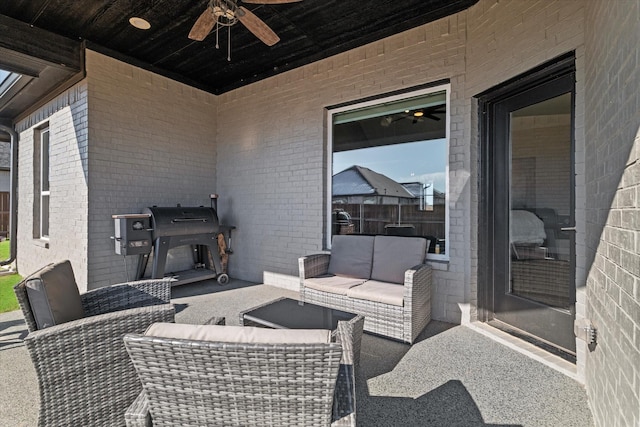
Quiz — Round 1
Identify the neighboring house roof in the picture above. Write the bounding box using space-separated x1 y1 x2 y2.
333 165 415 199
401 182 425 198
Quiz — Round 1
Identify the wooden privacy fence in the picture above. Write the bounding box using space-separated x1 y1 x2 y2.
334 203 445 246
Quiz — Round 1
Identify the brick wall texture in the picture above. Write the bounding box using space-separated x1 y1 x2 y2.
16 52 218 291
215 0 587 328
85 52 218 288
511 115 572 215
583 1 640 426
16 83 90 286
12 1 640 424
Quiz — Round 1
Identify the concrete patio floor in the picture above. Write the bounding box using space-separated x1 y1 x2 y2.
0 279 594 426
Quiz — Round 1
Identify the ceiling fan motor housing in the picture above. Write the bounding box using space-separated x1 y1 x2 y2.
211 0 238 25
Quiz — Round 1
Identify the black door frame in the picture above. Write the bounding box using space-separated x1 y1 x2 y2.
477 52 577 352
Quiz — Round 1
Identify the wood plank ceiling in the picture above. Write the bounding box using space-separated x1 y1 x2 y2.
0 0 478 121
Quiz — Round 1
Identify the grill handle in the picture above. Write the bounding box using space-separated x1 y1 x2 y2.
171 218 208 223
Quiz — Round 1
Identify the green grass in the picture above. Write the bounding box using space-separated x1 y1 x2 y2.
0 239 9 260
0 273 22 313
0 240 20 312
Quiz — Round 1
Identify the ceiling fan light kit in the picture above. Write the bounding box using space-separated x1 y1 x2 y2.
213 5 237 22
188 0 297 61
129 17 151 30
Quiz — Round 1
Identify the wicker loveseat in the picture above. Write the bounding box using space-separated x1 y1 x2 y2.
14 260 175 427
299 234 432 344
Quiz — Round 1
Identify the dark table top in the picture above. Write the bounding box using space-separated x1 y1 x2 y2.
242 297 358 331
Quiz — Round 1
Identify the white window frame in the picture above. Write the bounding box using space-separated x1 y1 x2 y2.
39 127 50 240
326 83 450 261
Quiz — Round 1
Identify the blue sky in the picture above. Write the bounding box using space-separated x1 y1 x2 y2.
0 70 10 84
333 139 447 192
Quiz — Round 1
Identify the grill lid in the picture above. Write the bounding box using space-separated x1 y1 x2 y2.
143 206 219 238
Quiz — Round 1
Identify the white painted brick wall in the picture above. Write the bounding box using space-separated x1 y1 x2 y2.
216 10 469 326
583 1 640 425
16 84 90 288
216 0 586 330
511 115 572 214
462 0 588 384
86 51 218 288
15 52 218 291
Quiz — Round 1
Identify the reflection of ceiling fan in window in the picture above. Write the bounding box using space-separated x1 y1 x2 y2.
189 0 301 60
380 105 446 127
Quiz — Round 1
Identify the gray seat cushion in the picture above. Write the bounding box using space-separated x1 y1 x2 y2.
304 275 366 296
24 260 85 329
346 280 405 307
370 236 427 284
327 235 375 279
145 322 331 344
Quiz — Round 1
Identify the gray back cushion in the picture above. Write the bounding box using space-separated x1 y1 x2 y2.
371 236 427 284
328 235 375 279
24 260 85 329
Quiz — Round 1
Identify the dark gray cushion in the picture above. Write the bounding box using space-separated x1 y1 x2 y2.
327 235 375 279
24 260 85 329
370 236 427 284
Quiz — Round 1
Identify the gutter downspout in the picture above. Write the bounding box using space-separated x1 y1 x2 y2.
0 124 17 265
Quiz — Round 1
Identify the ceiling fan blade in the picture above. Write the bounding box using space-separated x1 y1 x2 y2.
188 8 216 41
242 0 302 3
424 105 446 114
236 6 280 46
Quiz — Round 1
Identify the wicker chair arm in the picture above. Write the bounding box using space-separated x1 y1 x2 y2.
403 264 432 300
125 391 152 427
403 263 432 343
24 304 174 427
81 278 173 317
299 253 331 280
25 304 175 349
331 321 358 427
335 320 354 366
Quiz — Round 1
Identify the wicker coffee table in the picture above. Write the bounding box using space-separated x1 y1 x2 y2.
240 297 365 366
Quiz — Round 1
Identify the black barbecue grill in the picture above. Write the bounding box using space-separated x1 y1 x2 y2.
113 201 233 286
145 206 219 239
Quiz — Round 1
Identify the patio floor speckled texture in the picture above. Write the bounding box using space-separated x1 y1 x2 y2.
0 279 593 426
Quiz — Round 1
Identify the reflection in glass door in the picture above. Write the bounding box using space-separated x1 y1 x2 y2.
509 93 573 311
483 61 577 356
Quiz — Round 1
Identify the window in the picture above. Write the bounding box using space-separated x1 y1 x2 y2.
327 84 449 258
0 68 21 92
34 126 50 239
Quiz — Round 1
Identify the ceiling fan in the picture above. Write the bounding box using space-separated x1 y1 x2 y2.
380 105 446 127
189 0 300 60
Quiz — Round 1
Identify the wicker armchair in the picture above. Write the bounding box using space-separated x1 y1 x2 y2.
14 274 176 427
123 322 357 426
